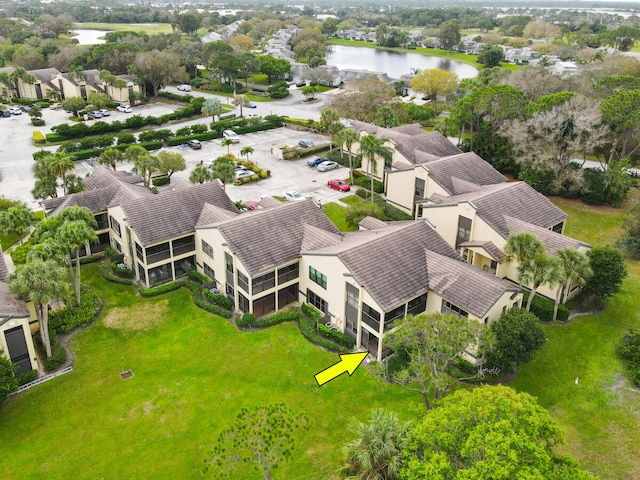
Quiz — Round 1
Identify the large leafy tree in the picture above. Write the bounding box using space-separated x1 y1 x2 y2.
584 246 628 301
155 151 186 179
400 385 596 479
135 50 188 97
211 156 236 190
126 146 156 187
601 89 640 160
0 204 36 244
205 403 309 480
373 312 490 410
340 409 411 480
61 97 87 118
554 249 592 321
326 76 396 122
336 128 360 185
519 254 563 311
202 98 223 122
410 69 458 100
439 20 461 51
359 134 393 203
9 259 69 358
477 43 505 67
486 308 546 373
258 55 291 83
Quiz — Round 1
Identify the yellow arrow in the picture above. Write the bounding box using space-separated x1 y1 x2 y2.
314 352 368 386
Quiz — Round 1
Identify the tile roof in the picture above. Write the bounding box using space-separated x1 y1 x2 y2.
425 250 519 317
459 240 504 262
358 216 389 230
0 254 10 282
504 216 590 254
425 152 506 195
214 199 340 276
429 182 568 239
196 203 238 227
121 182 238 246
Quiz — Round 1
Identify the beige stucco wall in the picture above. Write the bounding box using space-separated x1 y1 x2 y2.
385 169 418 214
0 317 38 372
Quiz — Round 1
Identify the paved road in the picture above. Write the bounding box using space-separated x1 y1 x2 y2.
0 85 330 206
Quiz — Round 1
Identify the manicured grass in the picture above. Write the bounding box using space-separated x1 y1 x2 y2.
322 202 357 232
0 233 20 251
0 264 416 479
73 22 174 35
512 197 640 479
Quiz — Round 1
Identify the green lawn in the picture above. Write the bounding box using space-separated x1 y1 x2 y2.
0 264 416 479
322 202 357 232
73 22 173 35
511 198 640 479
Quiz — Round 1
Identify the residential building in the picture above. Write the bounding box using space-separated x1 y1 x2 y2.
0 254 38 374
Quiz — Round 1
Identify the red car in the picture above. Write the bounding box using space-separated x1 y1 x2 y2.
327 179 351 192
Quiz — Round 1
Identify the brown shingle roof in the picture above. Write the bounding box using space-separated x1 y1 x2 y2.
0 254 10 282
504 216 590 254
425 250 518 317
426 152 506 195
430 182 568 239
214 199 340 276
0 282 30 320
358 216 389 230
459 240 504 262
121 182 237 246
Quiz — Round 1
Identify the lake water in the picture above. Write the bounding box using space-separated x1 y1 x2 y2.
326 44 478 79
72 29 111 45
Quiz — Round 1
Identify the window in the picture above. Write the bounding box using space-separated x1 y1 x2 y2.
278 283 298 309
384 304 405 331
455 216 472 249
237 271 249 293
252 271 275 294
135 243 144 261
95 213 108 230
441 300 468 318
109 216 121 236
173 255 195 278
204 263 215 281
253 293 276 317
238 292 250 313
202 240 214 259
362 303 381 332
137 263 146 284
407 293 427 316
278 262 299 284
146 242 171 264
148 263 172 286
551 222 564 234
414 178 425 199
172 235 195 257
225 252 234 274
309 266 327 289
307 289 327 314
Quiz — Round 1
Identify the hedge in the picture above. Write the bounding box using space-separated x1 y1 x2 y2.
152 176 170 187
203 289 233 310
138 281 186 297
186 270 208 284
49 287 102 334
79 254 104 265
31 118 45 126
282 143 331 160
45 344 67 372
33 131 45 144
297 313 343 352
100 266 133 285
167 131 218 146
318 323 355 348
523 292 569 322
185 282 232 318
236 311 299 330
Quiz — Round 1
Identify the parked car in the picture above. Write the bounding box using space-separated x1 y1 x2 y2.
223 130 240 143
99 109 110 117
298 140 315 148
307 156 327 167
318 161 340 172
327 179 351 192
87 110 102 119
117 105 133 113
202 158 215 168
249 103 257 108
296 81 307 87
235 170 255 180
7 106 22 115
177 84 192 91
49 102 61 110
0 109 11 117
186 139 202 150
243 200 260 210
283 190 305 201
19 105 30 113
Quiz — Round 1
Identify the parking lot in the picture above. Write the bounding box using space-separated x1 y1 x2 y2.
0 99 352 207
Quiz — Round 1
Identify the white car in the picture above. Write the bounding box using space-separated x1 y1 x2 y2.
177 84 192 92
235 170 255 180
7 106 22 115
317 161 340 172
99 109 110 117
202 158 215 168
117 105 133 113
283 191 305 202
223 130 240 143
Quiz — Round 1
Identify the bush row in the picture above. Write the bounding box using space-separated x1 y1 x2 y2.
236 311 299 329
282 143 331 160
45 344 67 372
49 287 102 334
185 282 232 318
353 171 385 194
100 265 133 285
137 281 186 297
318 323 355 348
186 270 208 284
354 188 413 221
202 289 233 310
297 312 343 352
523 292 569 322
79 253 104 265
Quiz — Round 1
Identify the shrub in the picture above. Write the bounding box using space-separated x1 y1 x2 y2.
354 174 384 193
45 133 67 143
79 254 104 265
152 176 170 187
100 265 132 285
523 292 569 322
137 281 186 297
15 369 38 386
617 327 640 387
31 118 45 126
138 128 174 142
117 133 136 145
32 131 45 144
191 124 208 134
111 261 134 278
186 270 208 284
49 287 102 334
189 284 232 318
318 324 355 348
297 313 342 352
176 126 192 136
45 344 67 372
203 290 233 310
236 312 256 328
9 241 33 265
124 115 146 129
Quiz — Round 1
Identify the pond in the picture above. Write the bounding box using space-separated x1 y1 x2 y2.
72 29 112 45
326 44 478 79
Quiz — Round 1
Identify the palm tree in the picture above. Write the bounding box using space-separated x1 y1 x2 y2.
189 164 213 184
126 146 156 187
504 232 545 288
0 204 36 244
327 121 345 153
554 249 592 321
202 98 224 122
0 71 12 100
519 254 563 311
47 152 76 195
9 259 69 358
221 137 235 154
98 147 124 171
336 128 360 185
240 146 254 162
359 134 393 203
237 95 252 117
340 409 411 480
320 108 340 134
57 220 98 305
